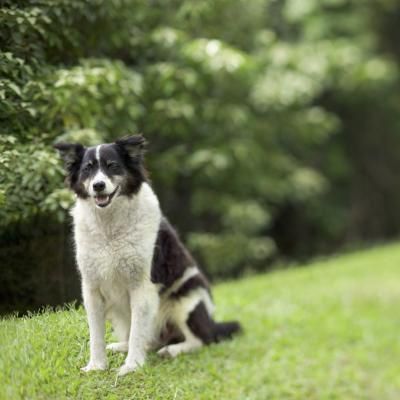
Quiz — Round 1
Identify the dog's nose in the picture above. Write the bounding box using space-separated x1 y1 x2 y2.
93 181 106 192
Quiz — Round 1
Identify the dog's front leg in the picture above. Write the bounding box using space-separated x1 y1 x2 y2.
81 283 107 372
118 282 159 376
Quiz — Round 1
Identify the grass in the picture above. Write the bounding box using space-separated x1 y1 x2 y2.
1 243 400 399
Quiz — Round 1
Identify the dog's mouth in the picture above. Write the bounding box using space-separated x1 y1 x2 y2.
94 187 119 208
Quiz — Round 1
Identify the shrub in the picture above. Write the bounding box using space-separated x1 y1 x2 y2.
2 0 400 312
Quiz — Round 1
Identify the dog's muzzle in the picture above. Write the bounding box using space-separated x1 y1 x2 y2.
94 186 119 208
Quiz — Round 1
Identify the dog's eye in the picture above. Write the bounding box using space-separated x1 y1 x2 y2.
83 163 92 172
106 161 118 170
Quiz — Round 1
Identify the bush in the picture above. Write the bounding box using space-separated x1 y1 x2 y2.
2 0 400 312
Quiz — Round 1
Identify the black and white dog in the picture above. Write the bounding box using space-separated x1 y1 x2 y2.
54 135 240 376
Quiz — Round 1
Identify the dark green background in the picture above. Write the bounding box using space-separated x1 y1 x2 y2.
1 0 400 313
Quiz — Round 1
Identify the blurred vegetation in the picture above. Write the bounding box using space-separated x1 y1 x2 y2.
1 0 400 311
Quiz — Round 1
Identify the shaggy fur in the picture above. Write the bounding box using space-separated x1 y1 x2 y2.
54 135 241 376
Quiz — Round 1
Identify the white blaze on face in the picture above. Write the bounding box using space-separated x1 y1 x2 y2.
95 144 101 161
87 145 117 197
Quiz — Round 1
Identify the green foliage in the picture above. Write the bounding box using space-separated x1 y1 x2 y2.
2 0 400 278
2 244 400 398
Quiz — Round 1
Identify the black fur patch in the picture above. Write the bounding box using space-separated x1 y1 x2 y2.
54 142 88 198
151 218 195 290
115 136 148 196
186 301 216 344
170 274 210 299
79 147 97 184
187 302 242 344
158 322 185 347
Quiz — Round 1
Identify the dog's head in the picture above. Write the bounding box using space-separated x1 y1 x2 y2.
54 135 147 208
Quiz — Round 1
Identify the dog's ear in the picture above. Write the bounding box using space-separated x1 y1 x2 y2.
115 135 146 159
54 142 85 172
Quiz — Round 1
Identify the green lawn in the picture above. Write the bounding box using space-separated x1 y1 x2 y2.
1 244 400 399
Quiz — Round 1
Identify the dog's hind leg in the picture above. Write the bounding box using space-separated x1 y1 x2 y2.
157 292 210 358
157 291 241 358
157 322 202 358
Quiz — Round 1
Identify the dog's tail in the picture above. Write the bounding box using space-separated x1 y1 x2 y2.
213 320 242 342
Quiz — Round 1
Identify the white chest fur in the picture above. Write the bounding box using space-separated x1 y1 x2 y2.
71 183 161 288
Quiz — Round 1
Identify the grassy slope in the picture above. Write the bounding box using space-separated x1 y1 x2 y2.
1 244 400 400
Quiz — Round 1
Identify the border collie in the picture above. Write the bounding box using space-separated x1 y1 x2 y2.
54 135 241 376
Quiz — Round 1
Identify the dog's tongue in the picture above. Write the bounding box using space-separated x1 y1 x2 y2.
95 195 109 206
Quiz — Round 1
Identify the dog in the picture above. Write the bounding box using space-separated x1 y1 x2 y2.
54 135 241 376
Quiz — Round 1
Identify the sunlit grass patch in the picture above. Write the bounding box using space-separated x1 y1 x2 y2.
1 243 400 399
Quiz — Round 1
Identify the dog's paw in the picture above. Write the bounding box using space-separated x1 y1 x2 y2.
157 345 174 358
80 360 107 372
117 361 142 376
106 342 128 353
